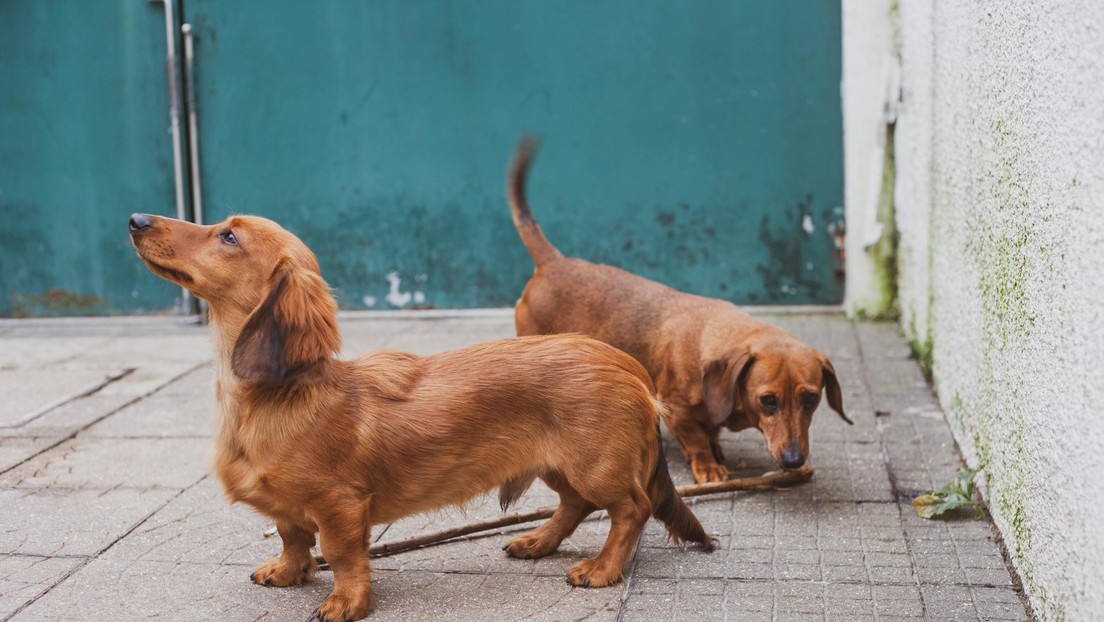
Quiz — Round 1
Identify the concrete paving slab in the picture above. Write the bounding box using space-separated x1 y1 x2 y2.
12 558 623 622
0 331 209 428
361 570 622 622
0 439 59 474
619 578 776 622
81 368 216 438
72 334 210 367
0 555 83 620
0 437 209 491
0 336 113 370
100 477 275 567
0 395 142 441
0 369 123 429
145 366 216 410
0 488 180 557
10 557 331 622
338 316 521 355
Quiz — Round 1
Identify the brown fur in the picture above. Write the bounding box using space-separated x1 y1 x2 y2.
506 137 852 484
129 213 711 621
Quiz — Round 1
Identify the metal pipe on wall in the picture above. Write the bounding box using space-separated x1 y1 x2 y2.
150 0 193 313
181 23 204 227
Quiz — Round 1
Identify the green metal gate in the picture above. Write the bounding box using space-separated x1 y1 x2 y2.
0 1 183 316
1 1 842 315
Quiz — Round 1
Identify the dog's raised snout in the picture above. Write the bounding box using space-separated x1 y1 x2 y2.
129 213 152 232
780 445 806 470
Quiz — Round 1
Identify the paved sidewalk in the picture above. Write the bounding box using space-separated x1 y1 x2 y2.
0 312 1031 621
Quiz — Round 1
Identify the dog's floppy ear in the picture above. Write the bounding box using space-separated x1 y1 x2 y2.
231 258 340 383
702 351 755 426
820 355 852 424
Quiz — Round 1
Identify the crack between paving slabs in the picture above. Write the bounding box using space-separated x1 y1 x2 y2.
607 574 1008 590
613 535 644 622
771 494 780 621
983 520 1038 620
813 498 829 620
0 552 92 561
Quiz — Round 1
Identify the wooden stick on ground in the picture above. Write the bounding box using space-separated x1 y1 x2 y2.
305 467 813 569
676 466 813 499
309 466 812 568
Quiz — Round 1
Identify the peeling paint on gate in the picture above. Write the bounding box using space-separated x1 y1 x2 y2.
752 194 840 303
10 289 106 318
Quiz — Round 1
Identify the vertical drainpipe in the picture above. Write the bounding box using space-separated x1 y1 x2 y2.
182 23 203 228
150 0 194 314
181 22 208 321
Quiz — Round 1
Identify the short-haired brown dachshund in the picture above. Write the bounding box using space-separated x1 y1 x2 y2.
506 137 852 485
128 212 711 621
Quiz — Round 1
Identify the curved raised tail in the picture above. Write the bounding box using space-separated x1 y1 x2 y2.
507 135 564 266
644 410 716 551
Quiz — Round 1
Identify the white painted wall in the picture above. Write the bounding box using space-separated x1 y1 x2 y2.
890 2 1104 619
842 0 896 317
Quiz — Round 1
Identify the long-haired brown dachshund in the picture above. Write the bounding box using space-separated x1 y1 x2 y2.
506 137 852 484
128 213 712 621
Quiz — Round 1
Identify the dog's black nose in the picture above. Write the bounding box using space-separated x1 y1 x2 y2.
129 213 152 232
780 448 806 470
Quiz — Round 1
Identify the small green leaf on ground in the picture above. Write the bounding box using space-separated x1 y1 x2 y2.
912 467 984 519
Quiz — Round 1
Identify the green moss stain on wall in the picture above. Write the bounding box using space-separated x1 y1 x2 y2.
908 331 934 379
856 121 901 321
995 419 1035 592
971 114 1035 347
904 298 933 380
958 62 1047 613
874 123 901 320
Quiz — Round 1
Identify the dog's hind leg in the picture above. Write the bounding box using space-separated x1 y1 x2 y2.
503 471 596 559
566 484 651 587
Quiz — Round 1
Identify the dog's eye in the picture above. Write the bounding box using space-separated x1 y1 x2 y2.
219 230 238 246
801 392 820 411
759 394 779 412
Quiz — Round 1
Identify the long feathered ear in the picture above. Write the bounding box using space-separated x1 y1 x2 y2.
820 355 852 424
231 259 340 383
702 351 755 426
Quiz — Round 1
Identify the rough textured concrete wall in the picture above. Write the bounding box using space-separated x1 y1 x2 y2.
895 1 1104 619
894 1 933 361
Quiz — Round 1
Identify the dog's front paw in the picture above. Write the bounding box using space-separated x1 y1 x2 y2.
310 591 370 622
691 460 730 484
567 558 623 588
503 532 559 559
250 556 317 587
